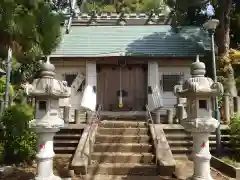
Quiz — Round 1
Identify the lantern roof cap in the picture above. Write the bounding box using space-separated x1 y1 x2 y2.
40 57 56 78
191 55 206 77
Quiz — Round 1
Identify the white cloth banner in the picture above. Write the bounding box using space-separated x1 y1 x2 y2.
80 85 96 111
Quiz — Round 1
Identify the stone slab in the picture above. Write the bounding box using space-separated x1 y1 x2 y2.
71 124 98 175
63 124 86 130
149 124 175 176
82 175 175 180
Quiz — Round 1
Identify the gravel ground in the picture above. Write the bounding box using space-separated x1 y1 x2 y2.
0 156 234 180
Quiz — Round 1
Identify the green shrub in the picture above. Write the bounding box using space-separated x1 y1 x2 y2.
0 143 4 164
221 157 240 167
0 103 36 164
229 113 240 159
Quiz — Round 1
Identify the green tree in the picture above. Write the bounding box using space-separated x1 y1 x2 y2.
169 1 240 109
0 0 63 84
0 102 36 164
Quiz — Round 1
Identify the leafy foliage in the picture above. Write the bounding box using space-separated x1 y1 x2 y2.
0 77 14 101
229 113 240 159
0 103 36 164
0 0 62 60
83 0 167 13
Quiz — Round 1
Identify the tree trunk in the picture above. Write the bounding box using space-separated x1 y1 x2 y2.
217 0 237 115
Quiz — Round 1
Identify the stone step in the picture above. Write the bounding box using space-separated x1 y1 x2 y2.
95 135 151 144
97 128 149 135
83 175 174 180
170 147 219 155
54 140 79 147
91 152 155 163
54 146 76 154
99 120 147 128
94 143 153 153
173 154 191 161
88 163 158 175
165 133 192 140
165 133 230 141
54 133 81 140
168 140 230 147
170 147 192 154
56 129 83 134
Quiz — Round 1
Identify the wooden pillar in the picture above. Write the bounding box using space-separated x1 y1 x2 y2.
223 93 230 124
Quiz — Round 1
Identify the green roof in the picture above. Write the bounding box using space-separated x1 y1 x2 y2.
51 25 211 57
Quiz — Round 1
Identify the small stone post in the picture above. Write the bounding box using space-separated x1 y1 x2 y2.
174 56 223 180
174 77 187 123
155 110 161 124
63 106 70 124
167 109 173 124
223 93 230 124
234 96 240 113
24 58 71 180
74 109 81 124
59 83 71 124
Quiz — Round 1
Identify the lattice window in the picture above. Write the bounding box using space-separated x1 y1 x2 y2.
78 79 86 92
64 74 77 86
63 73 85 92
162 73 184 92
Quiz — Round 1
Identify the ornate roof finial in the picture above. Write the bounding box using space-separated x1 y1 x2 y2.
40 56 56 78
191 55 206 77
196 54 200 62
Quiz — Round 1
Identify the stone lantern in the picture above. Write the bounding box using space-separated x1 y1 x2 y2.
25 58 70 180
174 56 223 180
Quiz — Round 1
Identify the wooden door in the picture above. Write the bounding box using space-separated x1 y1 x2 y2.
97 65 119 111
97 64 147 111
121 65 147 111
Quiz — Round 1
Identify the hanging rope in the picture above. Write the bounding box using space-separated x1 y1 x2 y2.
118 60 126 108
119 65 123 108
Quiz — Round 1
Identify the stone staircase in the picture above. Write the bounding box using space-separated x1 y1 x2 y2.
54 124 85 155
88 120 160 176
163 124 231 159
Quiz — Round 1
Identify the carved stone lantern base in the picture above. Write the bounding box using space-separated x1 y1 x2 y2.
181 118 219 180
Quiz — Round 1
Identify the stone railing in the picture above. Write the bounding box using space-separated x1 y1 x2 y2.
61 107 87 124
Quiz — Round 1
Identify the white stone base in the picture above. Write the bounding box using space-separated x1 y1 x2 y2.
35 175 62 180
187 175 213 180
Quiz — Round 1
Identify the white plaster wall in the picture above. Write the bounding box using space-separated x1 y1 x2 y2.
86 61 97 87
159 66 191 110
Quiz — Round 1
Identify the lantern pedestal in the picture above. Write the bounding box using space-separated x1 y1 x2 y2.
31 121 63 180
182 118 219 180
191 132 213 180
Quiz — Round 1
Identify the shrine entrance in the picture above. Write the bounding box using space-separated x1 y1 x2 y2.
97 63 147 111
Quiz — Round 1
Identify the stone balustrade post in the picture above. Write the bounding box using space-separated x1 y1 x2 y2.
74 109 81 124
178 105 186 123
223 93 230 124
155 110 161 124
63 106 70 124
234 96 240 113
167 109 173 124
